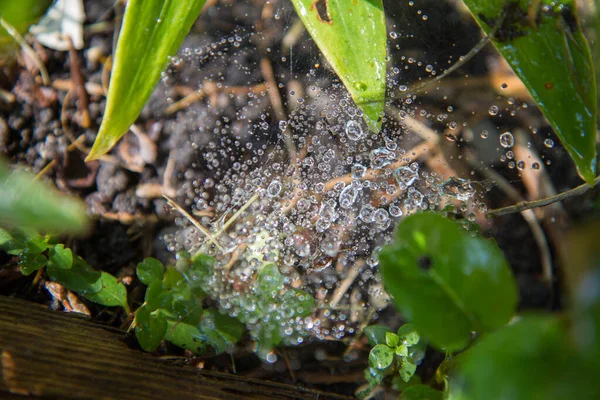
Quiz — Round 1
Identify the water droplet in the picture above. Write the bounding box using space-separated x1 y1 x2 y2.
489 105 499 116
544 138 554 148
267 180 282 197
389 203 403 217
351 164 367 179
442 177 474 201
316 202 338 232
339 184 360 209
359 204 376 223
321 234 342 257
279 120 288 131
480 130 489 139
499 132 514 148
370 148 396 169
394 164 419 187
345 120 364 140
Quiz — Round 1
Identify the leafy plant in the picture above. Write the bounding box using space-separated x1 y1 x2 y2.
134 253 316 360
462 0 597 184
358 323 426 398
0 228 129 312
133 256 244 354
377 212 600 399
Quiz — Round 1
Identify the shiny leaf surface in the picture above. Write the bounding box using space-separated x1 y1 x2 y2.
290 0 386 132
462 0 597 183
380 213 518 351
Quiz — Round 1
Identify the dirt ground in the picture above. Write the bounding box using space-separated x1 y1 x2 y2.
1 0 598 397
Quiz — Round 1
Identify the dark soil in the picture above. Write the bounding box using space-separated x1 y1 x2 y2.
1 0 597 397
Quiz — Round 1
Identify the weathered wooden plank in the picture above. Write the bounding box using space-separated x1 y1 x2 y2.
0 296 351 400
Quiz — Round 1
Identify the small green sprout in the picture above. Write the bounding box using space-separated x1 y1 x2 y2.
358 323 426 398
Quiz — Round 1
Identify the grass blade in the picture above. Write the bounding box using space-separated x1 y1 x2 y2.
86 0 207 160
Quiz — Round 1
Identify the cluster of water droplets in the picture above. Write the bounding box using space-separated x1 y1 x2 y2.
160 37 486 351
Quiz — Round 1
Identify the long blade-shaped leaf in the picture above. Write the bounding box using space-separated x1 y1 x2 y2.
86 0 206 160
290 0 386 132
462 0 597 184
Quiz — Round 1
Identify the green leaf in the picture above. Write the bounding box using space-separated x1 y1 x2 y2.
379 213 518 351
0 228 36 255
19 253 46 276
369 344 394 370
399 385 444 400
24 234 48 254
364 324 393 346
48 244 73 270
386 332 399 348
137 257 164 285
84 272 129 311
199 309 245 353
0 228 11 246
87 0 207 160
399 357 417 382
258 263 284 295
47 256 102 296
452 315 600 400
395 344 408 357
364 366 386 387
462 0 597 184
164 320 209 354
0 0 52 51
398 323 420 347
134 304 168 352
0 160 89 234
290 0 386 132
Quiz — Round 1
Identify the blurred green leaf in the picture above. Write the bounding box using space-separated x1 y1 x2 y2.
452 315 600 400
395 344 408 357
290 0 386 132
399 385 444 400
135 304 167 352
258 263 284 295
399 357 417 382
137 257 164 285
0 228 10 246
0 0 52 51
19 252 46 275
0 228 36 255
87 0 207 160
364 366 386 387
462 0 597 183
47 255 102 295
164 320 209 354
48 244 73 270
84 272 129 311
199 309 245 353
379 213 518 351
369 344 394 370
364 324 393 346
0 161 88 234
